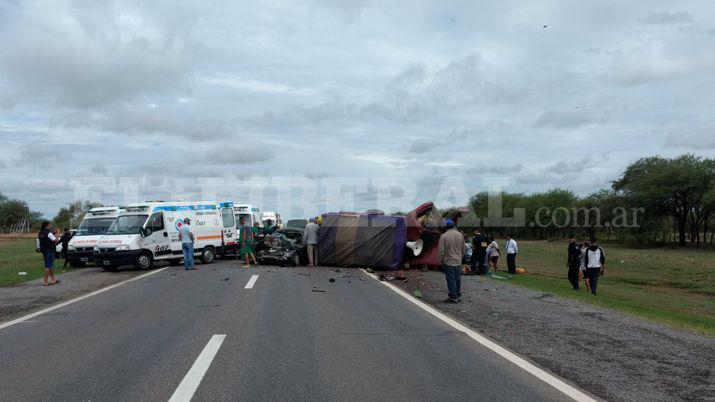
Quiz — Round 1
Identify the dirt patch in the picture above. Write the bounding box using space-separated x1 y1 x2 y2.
0 267 144 322
393 270 715 402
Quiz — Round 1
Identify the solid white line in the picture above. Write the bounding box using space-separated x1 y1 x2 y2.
244 274 259 289
0 267 170 331
360 269 595 402
169 334 226 402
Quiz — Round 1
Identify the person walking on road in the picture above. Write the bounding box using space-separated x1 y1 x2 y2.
303 217 320 266
439 219 466 303
486 236 499 272
59 228 72 268
470 228 488 275
505 234 519 275
178 218 195 270
37 221 60 286
583 239 606 295
567 235 581 290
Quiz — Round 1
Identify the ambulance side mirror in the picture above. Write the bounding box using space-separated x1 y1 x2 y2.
142 227 153 237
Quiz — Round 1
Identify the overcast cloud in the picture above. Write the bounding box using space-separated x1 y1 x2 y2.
1 0 714 218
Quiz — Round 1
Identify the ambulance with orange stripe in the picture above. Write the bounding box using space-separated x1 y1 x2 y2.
94 201 226 271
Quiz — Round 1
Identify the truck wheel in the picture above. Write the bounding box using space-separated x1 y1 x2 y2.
135 253 153 270
102 264 118 272
291 254 300 267
201 247 215 264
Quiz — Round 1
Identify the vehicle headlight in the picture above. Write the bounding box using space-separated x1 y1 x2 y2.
115 245 128 251
94 246 100 252
68 245 76 251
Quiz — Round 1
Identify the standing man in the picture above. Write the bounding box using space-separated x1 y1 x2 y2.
178 218 195 270
59 228 72 268
567 235 581 290
239 217 258 267
37 221 60 286
583 239 606 295
439 219 466 303
471 228 488 275
505 234 519 275
303 217 320 266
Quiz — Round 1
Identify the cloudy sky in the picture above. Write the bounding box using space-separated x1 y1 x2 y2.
1 0 714 219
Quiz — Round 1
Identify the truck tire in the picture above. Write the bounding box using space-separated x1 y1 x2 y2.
135 252 153 270
291 253 300 267
201 247 215 264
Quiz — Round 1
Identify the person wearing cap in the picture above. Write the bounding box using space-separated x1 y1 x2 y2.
178 217 195 270
438 219 466 303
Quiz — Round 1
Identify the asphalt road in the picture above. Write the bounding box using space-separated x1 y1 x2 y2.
0 262 577 401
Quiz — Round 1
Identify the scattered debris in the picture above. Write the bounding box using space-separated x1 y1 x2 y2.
335 269 342 273
221 277 230 282
312 289 327 293
413 289 423 298
366 268 375 274
492 274 509 280
297 272 311 277
17 272 27 276
329 278 336 283
379 274 396 282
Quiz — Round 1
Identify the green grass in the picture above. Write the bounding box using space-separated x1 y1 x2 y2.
0 239 74 287
493 240 715 336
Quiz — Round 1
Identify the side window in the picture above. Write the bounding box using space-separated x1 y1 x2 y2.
148 213 164 232
222 208 235 228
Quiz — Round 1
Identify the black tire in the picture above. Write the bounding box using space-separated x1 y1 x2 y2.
291 253 300 267
102 264 118 272
201 247 215 264
135 252 153 270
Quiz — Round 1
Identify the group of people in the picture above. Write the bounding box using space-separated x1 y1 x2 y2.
466 229 519 276
567 236 606 295
439 223 520 303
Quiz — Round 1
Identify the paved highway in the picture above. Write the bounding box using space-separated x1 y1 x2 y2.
0 262 584 401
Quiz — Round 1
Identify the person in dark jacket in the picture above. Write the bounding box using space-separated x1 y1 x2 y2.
583 239 606 295
470 229 488 275
59 228 72 268
566 235 581 290
37 221 61 286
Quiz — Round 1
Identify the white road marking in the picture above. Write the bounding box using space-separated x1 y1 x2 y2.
360 269 595 402
244 274 259 289
0 267 170 331
169 334 226 402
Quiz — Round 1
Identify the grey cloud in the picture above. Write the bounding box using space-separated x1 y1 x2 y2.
534 109 594 129
641 11 694 25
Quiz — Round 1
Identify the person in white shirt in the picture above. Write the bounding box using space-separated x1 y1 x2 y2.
583 239 606 295
486 237 500 272
505 234 519 274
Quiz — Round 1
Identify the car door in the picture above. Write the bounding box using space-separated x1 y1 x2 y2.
144 212 169 257
221 207 236 248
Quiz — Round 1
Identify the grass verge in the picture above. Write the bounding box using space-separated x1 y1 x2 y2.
490 240 714 336
0 239 74 287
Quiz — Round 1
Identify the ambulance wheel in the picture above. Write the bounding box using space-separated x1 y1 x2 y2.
135 253 153 270
201 247 215 264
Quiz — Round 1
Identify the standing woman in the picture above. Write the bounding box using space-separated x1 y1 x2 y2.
486 236 500 272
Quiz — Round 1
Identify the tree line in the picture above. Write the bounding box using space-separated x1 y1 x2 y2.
459 154 715 246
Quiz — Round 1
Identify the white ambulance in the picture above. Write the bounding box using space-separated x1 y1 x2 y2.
66 207 122 267
94 201 224 271
234 204 261 228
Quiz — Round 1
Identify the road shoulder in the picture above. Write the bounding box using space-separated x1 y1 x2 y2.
0 267 144 323
391 270 714 402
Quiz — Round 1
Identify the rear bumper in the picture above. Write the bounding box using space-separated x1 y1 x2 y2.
93 250 141 267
